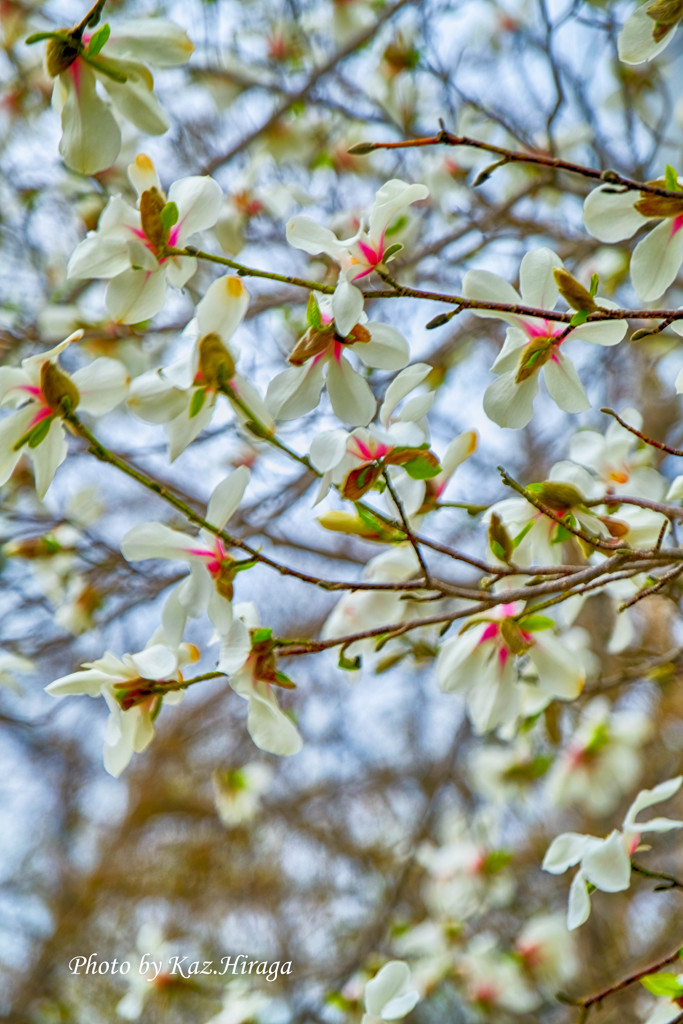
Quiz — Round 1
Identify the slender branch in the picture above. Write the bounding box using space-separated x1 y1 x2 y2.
382 469 432 585
578 943 683 1009
350 128 683 199
601 407 683 457
632 862 683 891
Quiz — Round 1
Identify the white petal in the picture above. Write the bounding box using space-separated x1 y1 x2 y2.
207 466 250 528
483 370 538 429
543 353 590 413
130 644 178 680
121 522 200 562
332 280 364 336
519 248 562 307
583 186 645 242
105 268 167 324
101 60 168 135
326 357 376 426
618 3 677 63
285 216 346 260
631 219 683 301
542 832 594 873
356 323 410 370
365 961 414 1016
168 176 223 242
57 63 121 175
368 179 429 239
196 275 250 339
379 363 431 425
624 776 683 830
73 358 129 413
106 19 194 67
128 153 161 195
309 429 349 472
462 268 521 324
529 632 585 699
266 361 325 420
582 831 631 892
32 418 67 499
567 870 592 930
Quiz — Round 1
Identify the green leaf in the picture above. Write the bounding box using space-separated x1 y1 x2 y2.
511 520 534 549
518 614 555 632
160 201 179 233
252 628 273 643
589 272 599 297
189 387 207 419
87 23 110 56
570 310 589 327
273 670 296 689
28 419 53 448
382 242 403 261
81 52 127 82
665 164 679 191
403 455 441 480
640 972 683 997
482 850 513 873
306 292 323 330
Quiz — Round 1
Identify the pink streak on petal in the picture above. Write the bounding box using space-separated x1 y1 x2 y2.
19 385 42 397
479 622 500 644
68 57 82 97
357 239 380 264
498 646 510 667
333 341 343 362
168 225 180 247
671 214 683 237
501 602 517 617
187 547 215 559
28 407 52 429
350 265 374 281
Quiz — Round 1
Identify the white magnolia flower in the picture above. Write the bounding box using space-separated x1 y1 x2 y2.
46 641 198 777
437 602 587 734
0 331 128 498
515 913 579 992
543 776 683 929
459 934 539 1014
361 961 420 1024
0 653 34 694
117 924 177 1019
418 810 515 920
267 287 409 427
67 154 222 323
546 697 653 816
567 409 666 500
618 0 683 64
286 178 429 282
583 177 683 300
121 467 252 665
41 16 193 175
129 274 273 459
463 248 626 428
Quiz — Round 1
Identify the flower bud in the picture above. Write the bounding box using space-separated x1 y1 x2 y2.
646 0 683 26
46 34 80 77
139 187 168 254
634 191 683 218
515 335 556 383
40 361 80 415
553 269 597 313
528 481 585 510
500 618 532 655
288 326 333 366
198 333 235 389
340 324 371 346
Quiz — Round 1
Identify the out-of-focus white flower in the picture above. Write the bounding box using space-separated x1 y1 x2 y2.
212 763 272 826
458 933 540 1014
515 913 579 992
0 653 34 693
117 923 178 1019
39 16 193 174
204 981 272 1024
543 776 683 929
68 154 222 323
546 697 653 816
0 331 128 498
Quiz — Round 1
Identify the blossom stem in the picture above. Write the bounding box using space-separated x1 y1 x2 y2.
601 407 683 457
381 468 432 585
577 941 683 1010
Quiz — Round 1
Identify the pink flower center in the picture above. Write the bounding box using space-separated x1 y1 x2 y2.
187 537 228 576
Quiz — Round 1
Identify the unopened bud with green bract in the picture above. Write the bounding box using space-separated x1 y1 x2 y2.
40 362 80 415
526 481 585 510
488 512 513 562
646 0 683 39
500 618 532 655
515 335 557 383
139 187 168 254
553 268 597 313
198 333 235 389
